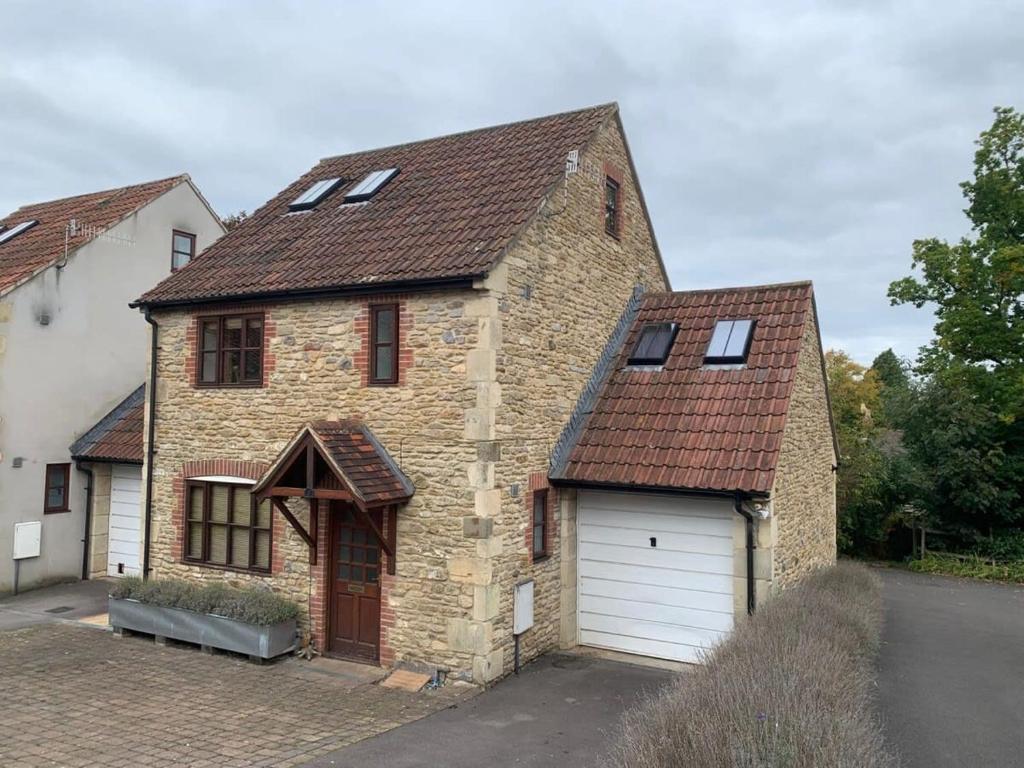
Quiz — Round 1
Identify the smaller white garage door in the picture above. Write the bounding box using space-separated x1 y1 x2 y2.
578 490 735 663
108 464 143 577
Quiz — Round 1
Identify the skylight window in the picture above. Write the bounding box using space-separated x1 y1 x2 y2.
705 319 755 364
628 322 678 366
343 168 399 203
0 220 38 245
288 178 343 211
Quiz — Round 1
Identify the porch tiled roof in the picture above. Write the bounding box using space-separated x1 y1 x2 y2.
551 282 827 495
310 421 414 507
135 104 616 306
70 385 145 464
0 176 187 297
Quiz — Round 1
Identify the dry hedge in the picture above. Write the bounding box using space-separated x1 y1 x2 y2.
607 562 897 768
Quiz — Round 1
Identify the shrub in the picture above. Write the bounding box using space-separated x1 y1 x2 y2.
908 552 1024 583
607 562 896 768
109 578 300 626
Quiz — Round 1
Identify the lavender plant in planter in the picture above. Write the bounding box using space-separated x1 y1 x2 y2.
108 578 299 660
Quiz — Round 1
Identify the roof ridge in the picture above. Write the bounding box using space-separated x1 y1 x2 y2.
6 174 188 217
317 103 618 163
644 280 813 299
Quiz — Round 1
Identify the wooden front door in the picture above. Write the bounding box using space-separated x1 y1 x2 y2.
328 505 382 662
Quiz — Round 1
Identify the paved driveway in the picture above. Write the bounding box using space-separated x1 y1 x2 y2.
304 652 675 768
877 568 1024 768
0 579 110 630
0 622 467 767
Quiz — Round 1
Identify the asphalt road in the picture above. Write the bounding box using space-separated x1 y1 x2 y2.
304 652 675 768
877 568 1024 768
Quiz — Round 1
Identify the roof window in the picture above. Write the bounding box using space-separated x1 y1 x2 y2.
343 168 399 203
288 178 343 211
705 319 755 364
628 322 678 366
0 220 38 245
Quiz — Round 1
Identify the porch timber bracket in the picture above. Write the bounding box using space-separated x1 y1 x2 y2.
270 497 318 566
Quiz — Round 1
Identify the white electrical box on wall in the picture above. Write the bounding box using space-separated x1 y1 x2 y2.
513 579 534 635
13 521 41 560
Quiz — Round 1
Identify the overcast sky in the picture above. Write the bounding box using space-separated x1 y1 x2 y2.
3 1 1022 364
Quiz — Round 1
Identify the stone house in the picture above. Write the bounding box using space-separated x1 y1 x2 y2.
0 177 224 594
131 104 835 681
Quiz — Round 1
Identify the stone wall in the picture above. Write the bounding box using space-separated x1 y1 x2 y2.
85 463 112 579
769 310 838 587
480 115 668 676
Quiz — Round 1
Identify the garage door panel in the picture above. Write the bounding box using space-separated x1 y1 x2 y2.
579 560 733 594
580 523 733 556
109 513 140 533
577 490 735 664
107 465 143 578
581 574 732 612
580 541 732 574
580 594 734 633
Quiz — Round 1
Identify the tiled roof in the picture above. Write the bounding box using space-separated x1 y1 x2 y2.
70 385 145 464
254 421 413 507
310 421 414 507
552 282 826 495
0 176 187 297
136 104 617 306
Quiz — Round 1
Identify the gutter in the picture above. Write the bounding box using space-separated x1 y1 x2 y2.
734 493 756 616
77 462 94 580
130 275 480 311
142 309 159 579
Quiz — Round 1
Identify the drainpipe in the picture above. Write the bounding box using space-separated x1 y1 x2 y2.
733 493 756 615
77 461 95 580
142 308 159 579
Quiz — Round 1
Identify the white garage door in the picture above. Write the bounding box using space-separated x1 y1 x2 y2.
107 464 143 577
577 490 735 663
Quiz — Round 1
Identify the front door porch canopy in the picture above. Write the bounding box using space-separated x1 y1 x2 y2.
253 420 413 570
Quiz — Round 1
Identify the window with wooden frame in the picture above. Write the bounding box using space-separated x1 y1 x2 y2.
604 177 621 237
197 314 264 387
369 303 399 386
531 490 548 561
171 230 196 271
185 481 272 571
43 463 71 513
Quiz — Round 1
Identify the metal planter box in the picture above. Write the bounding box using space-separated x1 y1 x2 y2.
109 598 297 659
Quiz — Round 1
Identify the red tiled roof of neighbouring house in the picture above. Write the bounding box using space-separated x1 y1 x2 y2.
254 420 414 507
135 104 618 307
0 176 189 297
70 385 146 464
551 282 832 495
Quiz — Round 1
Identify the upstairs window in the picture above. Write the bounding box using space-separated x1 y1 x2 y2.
171 230 195 271
185 481 272 572
198 314 264 387
344 168 399 203
705 319 755 364
628 322 678 366
532 491 548 561
604 177 620 237
44 463 71 513
369 304 399 386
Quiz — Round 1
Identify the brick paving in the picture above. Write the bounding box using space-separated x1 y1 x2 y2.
0 623 470 767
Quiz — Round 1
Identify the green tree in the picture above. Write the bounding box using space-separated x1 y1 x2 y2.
888 106 1024 539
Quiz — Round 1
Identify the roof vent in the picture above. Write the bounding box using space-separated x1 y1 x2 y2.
343 168 399 204
288 178 343 212
705 319 755 364
0 220 39 245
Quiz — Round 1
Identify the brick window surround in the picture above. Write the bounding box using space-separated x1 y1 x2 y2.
355 298 414 387
526 472 556 563
185 307 277 389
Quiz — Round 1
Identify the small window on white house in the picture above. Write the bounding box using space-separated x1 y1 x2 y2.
171 230 196 271
705 319 755 364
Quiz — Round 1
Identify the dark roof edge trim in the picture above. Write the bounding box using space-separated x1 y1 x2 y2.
811 292 841 462
358 424 415 499
132 275 481 310
547 478 771 501
549 285 646 479
72 456 144 466
69 384 145 459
